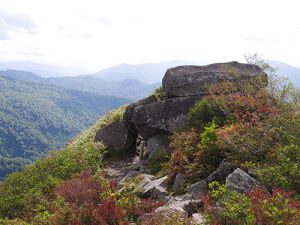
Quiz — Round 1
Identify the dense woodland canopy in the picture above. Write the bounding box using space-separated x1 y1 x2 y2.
0 76 128 179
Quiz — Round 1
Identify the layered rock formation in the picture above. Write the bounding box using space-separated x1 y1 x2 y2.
95 61 267 161
94 61 268 223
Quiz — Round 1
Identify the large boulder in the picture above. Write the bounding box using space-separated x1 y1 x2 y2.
132 95 203 139
95 121 136 153
162 61 268 97
124 95 158 123
226 168 259 193
148 134 170 160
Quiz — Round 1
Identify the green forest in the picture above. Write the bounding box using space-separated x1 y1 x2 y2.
0 76 128 179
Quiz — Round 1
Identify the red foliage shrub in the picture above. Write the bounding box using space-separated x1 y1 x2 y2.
92 200 127 225
54 171 128 225
55 171 104 208
246 187 300 225
126 199 164 218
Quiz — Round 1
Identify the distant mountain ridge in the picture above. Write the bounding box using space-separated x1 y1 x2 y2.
1 60 298 87
0 70 160 101
86 60 192 84
268 60 300 87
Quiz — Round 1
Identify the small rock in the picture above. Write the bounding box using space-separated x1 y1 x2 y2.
133 174 155 195
154 201 188 218
207 160 237 183
172 173 186 192
142 176 168 199
226 168 258 193
188 179 209 199
119 171 141 185
192 213 204 224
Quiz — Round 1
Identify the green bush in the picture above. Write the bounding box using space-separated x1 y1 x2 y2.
189 97 233 128
151 87 166 101
205 182 300 225
257 144 300 191
208 182 256 225
148 149 171 174
200 123 224 168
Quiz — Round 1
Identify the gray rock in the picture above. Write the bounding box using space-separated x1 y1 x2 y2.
133 174 155 195
188 180 209 199
142 176 168 199
207 160 237 183
95 121 136 153
159 198 202 216
226 168 258 193
192 213 204 224
136 139 149 160
124 95 158 123
162 61 268 97
132 95 203 139
148 134 170 160
119 171 141 185
172 173 186 192
154 200 188 218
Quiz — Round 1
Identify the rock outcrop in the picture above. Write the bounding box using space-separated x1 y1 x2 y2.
95 61 267 159
132 95 203 139
94 121 136 153
163 61 268 97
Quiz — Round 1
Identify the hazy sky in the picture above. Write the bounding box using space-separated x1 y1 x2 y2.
0 0 299 72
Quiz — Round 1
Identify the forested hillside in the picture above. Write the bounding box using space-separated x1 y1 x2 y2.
0 76 128 179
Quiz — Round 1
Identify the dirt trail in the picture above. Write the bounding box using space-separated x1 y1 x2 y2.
103 155 140 182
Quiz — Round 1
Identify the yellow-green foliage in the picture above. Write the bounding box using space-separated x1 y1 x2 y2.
150 87 166 101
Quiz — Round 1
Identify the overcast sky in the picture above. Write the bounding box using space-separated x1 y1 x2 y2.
0 0 299 72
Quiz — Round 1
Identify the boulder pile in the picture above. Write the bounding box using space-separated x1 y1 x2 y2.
95 61 267 161
94 61 268 223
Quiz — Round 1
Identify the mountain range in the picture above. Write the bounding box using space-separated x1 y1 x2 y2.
1 59 299 87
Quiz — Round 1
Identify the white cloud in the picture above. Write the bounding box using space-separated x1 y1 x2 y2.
0 0 299 72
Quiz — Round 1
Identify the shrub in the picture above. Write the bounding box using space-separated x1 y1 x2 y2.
148 149 171 174
55 171 127 225
0 219 30 225
200 122 224 168
207 182 256 225
247 187 300 225
256 144 300 191
151 87 166 101
204 182 300 225
189 97 232 128
167 127 223 186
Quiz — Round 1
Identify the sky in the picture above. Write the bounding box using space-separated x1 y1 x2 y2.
0 0 299 73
